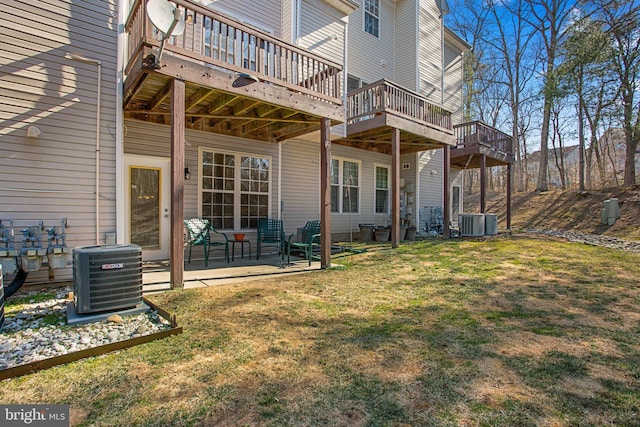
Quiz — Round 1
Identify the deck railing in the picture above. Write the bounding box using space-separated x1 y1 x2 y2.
125 0 342 103
453 121 513 155
346 80 452 131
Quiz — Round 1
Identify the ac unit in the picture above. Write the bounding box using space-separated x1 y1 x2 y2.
484 214 498 235
459 214 485 236
73 244 143 314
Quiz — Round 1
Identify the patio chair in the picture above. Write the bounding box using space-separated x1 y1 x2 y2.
184 218 229 266
256 218 285 260
285 220 321 266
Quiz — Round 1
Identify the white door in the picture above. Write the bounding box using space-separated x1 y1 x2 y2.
124 155 171 261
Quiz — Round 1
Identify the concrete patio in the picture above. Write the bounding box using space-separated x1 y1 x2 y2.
142 252 322 294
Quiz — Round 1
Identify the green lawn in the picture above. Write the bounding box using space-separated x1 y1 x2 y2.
3 234 640 426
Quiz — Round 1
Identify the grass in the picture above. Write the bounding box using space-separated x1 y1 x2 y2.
2 234 640 426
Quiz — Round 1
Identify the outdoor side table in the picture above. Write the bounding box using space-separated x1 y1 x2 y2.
231 239 251 261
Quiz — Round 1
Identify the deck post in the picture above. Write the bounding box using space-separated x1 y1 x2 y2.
170 78 185 289
480 154 486 213
391 128 400 248
320 117 332 268
506 163 512 231
443 145 450 239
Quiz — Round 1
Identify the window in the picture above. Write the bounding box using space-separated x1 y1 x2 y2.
375 166 389 214
364 0 380 38
331 158 360 213
201 150 270 230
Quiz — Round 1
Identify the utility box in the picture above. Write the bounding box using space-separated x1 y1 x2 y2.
601 198 620 226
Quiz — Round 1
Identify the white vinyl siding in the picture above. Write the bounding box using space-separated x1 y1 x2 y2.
199 0 283 38
394 0 418 91
0 0 118 284
417 148 445 211
298 0 346 65
281 139 395 236
347 0 395 83
444 41 464 124
418 0 443 104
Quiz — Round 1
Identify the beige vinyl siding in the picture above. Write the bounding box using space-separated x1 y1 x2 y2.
201 0 283 37
418 0 442 104
282 139 394 237
124 120 280 240
280 139 320 236
282 0 294 43
417 148 444 216
347 0 395 83
444 42 463 124
0 0 118 284
299 0 346 65
394 0 418 91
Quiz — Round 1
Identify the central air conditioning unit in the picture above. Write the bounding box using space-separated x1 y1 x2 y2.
459 214 485 237
73 244 143 314
485 214 498 235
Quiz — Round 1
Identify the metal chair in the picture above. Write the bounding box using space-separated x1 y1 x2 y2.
285 220 321 266
256 218 285 260
183 218 229 266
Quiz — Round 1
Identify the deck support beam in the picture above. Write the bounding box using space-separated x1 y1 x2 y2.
170 79 185 289
391 128 400 248
506 163 512 230
320 117 332 268
480 154 487 213
443 145 450 239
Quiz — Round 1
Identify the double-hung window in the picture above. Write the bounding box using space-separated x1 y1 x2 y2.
375 165 389 214
364 0 380 38
201 149 270 230
330 158 360 213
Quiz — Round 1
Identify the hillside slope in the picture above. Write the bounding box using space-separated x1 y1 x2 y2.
464 187 640 241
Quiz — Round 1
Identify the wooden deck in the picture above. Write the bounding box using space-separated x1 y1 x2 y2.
123 0 344 142
450 121 514 168
333 80 455 154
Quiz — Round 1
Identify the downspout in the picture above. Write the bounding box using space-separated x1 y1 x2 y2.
116 0 127 244
440 11 446 106
66 53 102 245
295 0 302 45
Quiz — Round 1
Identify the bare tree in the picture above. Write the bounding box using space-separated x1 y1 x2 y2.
558 17 619 190
594 0 640 186
524 0 577 192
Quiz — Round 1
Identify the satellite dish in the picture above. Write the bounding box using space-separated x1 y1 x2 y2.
146 0 186 68
147 0 185 37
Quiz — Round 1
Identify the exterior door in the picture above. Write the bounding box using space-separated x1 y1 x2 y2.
124 155 171 261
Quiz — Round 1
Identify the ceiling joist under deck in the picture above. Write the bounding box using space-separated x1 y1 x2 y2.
450 144 515 169
123 48 343 142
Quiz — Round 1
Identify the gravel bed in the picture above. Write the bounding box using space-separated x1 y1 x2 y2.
524 229 640 254
0 288 172 371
